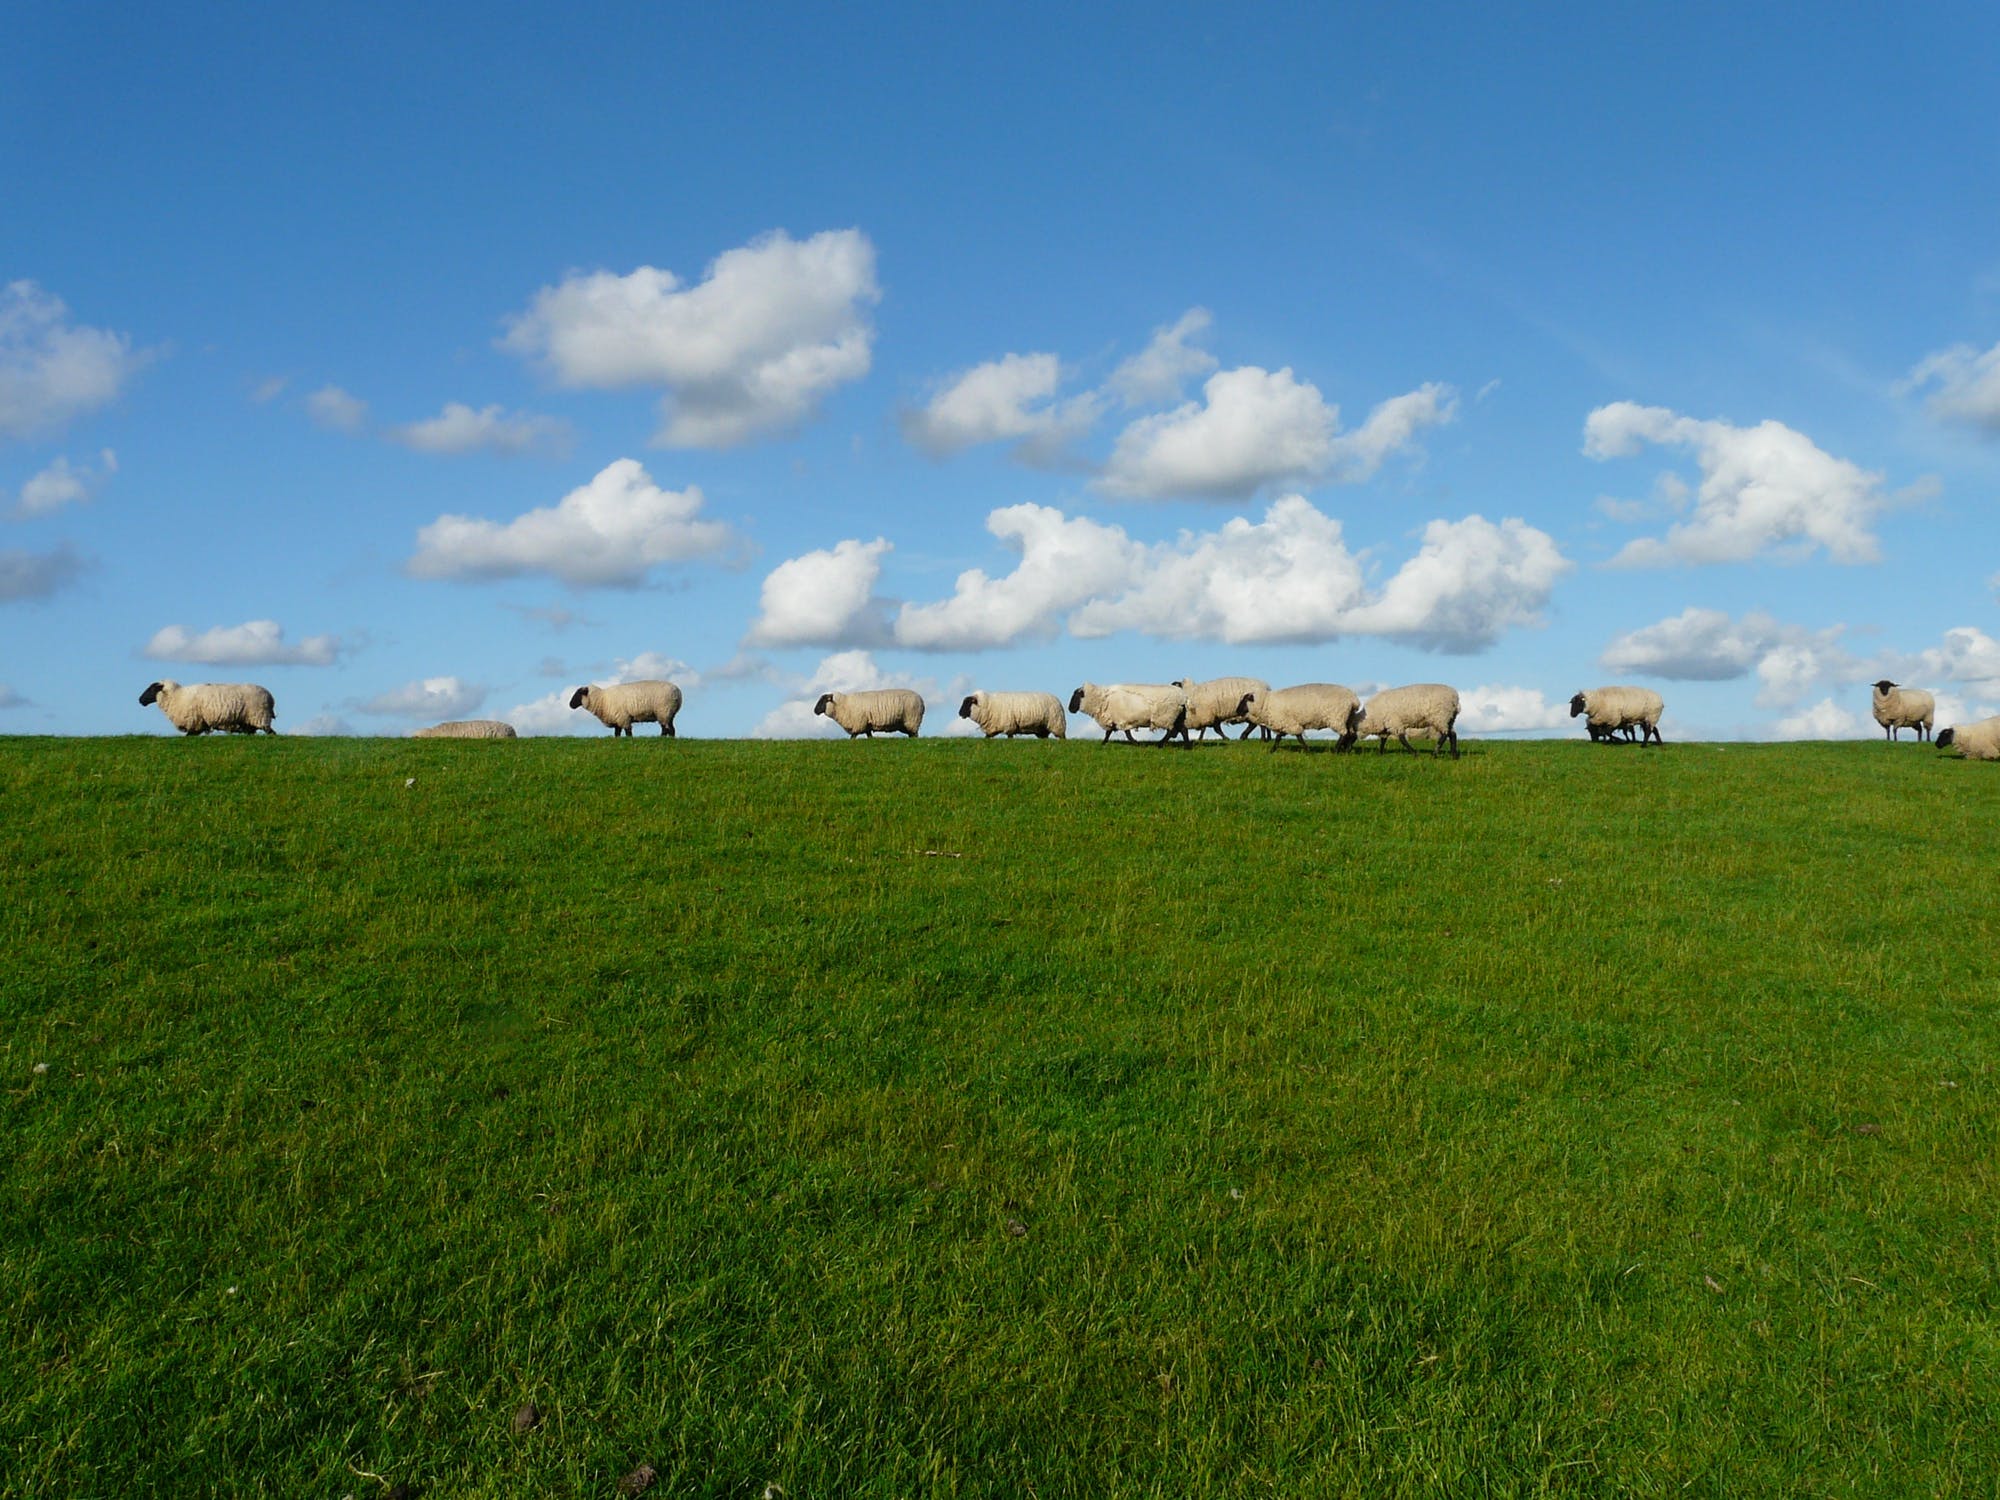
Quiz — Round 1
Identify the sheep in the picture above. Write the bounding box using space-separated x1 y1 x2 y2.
814 688 925 738
1355 683 1461 758
1569 686 1665 746
1067 681 1190 747
138 680 277 735
413 719 517 739
1936 716 2000 761
957 690 1066 739
569 680 682 737
1238 683 1362 752
1172 675 1269 741
1870 680 1935 742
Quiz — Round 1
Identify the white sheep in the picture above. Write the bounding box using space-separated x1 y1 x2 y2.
1569 686 1665 746
814 688 925 738
1356 683 1461 758
138 680 277 735
1936 715 2000 761
1239 683 1362 752
413 720 517 739
1172 675 1269 741
957 690 1066 739
1870 680 1935 742
569 680 682 737
1067 681 1190 746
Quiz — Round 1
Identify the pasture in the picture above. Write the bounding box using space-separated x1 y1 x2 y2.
2 734 1995 1497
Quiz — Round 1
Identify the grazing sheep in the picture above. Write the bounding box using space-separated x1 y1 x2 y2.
1936 716 2000 761
1173 675 1269 741
569 680 682 737
1067 681 1190 747
1356 683 1461 758
1870 680 1935 742
957 690 1067 739
1569 686 1665 746
413 719 517 739
815 688 925 738
1239 683 1362 752
138 680 277 735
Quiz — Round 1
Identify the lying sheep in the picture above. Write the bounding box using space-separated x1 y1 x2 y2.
1067 681 1189 747
1239 683 1361 752
1871 680 1935 742
1173 675 1268 741
138 680 277 735
569 680 682 737
413 719 517 739
957 690 1066 739
1356 683 1461 758
815 688 925 738
1936 716 2000 761
1569 686 1665 746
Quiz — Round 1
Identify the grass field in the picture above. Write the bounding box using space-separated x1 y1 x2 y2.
3 733 1996 1497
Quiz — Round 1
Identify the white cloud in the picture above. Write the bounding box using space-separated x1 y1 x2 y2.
886 498 1565 653
0 282 152 440
1905 625 2000 688
307 384 368 433
250 376 289 404
390 402 572 457
899 352 1100 463
11 449 115 518
896 505 1141 651
500 228 878 448
1771 698 1870 740
1601 606 1858 708
0 543 87 602
294 713 358 736
1107 308 1218 408
746 536 892 647
750 649 945 739
1457 685 1571 733
358 676 485 720
1584 403 1886 565
408 457 737 587
1100 368 1453 499
142 619 344 667
1905 340 2000 433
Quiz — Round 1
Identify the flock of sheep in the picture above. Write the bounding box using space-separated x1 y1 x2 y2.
132 673 1998 758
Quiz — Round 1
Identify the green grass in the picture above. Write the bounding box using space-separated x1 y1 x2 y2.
2 734 1996 1497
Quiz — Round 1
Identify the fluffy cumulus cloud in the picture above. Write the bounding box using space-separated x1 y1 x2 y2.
307 384 368 433
1905 340 2000 434
142 619 345 667
0 282 152 440
1100 369 1454 500
358 676 485 720
899 353 1100 464
501 228 879 448
1904 625 2000 688
408 458 737 587
1107 308 1219 408
1771 698 1871 740
390 402 571 457
10 450 115 518
1584 403 1886 565
778 499 1566 654
1600 607 1854 707
0 542 88 603
1456 685 1572 733
746 536 893 647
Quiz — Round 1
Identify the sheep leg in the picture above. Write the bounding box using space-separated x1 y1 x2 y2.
1398 732 1415 753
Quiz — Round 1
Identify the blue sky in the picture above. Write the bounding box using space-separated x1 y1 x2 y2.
6 2 1999 738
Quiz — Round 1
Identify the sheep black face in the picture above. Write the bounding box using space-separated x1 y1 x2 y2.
1067 687 1085 714
813 693 835 717
1236 692 1256 717
958 695 978 719
1569 693 1588 717
1937 727 1956 749
567 686 590 710
1872 680 1897 695
139 682 164 706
